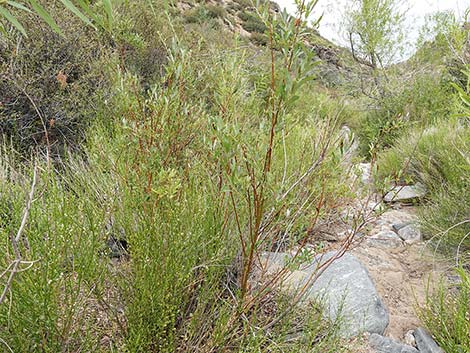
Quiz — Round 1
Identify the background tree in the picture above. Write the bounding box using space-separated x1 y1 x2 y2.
417 9 470 82
344 0 408 69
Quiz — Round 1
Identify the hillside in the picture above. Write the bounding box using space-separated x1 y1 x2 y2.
0 1 468 352
179 0 364 86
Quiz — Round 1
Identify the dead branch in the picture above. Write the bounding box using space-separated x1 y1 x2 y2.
0 165 38 306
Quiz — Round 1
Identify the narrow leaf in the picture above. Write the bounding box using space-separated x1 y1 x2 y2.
7 1 32 13
102 0 113 28
28 0 62 34
0 22 6 36
74 0 98 21
59 0 94 27
0 5 26 35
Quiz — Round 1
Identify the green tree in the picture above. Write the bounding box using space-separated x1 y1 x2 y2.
345 0 407 69
417 9 470 68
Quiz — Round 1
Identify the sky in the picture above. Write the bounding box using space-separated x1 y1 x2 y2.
274 0 469 54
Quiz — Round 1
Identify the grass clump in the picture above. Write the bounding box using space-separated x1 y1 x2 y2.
419 268 470 353
376 122 470 252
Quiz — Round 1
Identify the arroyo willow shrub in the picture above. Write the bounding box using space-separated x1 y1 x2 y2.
0 1 352 352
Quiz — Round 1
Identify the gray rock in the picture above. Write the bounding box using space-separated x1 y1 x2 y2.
357 162 372 184
397 224 422 244
414 328 444 353
384 183 427 203
392 222 413 233
106 236 128 259
303 252 389 337
369 333 419 353
367 231 403 248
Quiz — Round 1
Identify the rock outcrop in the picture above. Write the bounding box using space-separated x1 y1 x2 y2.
261 251 389 338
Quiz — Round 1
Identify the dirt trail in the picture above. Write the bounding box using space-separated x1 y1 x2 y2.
351 208 447 341
344 163 451 348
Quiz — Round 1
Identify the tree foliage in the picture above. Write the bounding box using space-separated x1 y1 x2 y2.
345 0 407 68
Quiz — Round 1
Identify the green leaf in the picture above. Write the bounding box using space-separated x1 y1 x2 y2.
0 5 26 35
74 0 98 21
7 1 32 13
28 0 61 34
102 0 113 28
59 0 94 27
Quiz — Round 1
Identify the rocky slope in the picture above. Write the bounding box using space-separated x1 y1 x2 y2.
177 0 364 87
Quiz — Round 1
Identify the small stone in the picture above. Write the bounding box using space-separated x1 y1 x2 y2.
405 330 416 347
367 231 403 248
358 162 372 184
397 224 422 244
384 183 427 204
413 328 445 353
107 236 128 259
369 333 419 353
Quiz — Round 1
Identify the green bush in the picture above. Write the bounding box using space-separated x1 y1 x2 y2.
353 69 454 157
239 11 267 33
0 1 354 351
0 8 107 156
184 5 226 24
206 4 227 18
234 0 254 8
250 32 268 46
376 123 470 251
418 268 470 353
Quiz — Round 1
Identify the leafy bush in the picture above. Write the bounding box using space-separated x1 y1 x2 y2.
239 11 267 33
0 7 107 156
0 1 352 352
354 69 454 157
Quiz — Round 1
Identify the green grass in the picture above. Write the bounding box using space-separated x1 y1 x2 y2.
418 268 470 353
376 122 470 252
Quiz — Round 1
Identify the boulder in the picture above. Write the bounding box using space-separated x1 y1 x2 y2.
260 251 389 337
303 252 389 337
413 328 445 353
369 333 419 353
384 183 427 204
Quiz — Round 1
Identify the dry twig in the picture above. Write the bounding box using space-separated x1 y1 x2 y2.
0 165 39 306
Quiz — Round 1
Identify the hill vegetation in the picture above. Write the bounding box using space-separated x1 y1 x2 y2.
0 0 468 352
